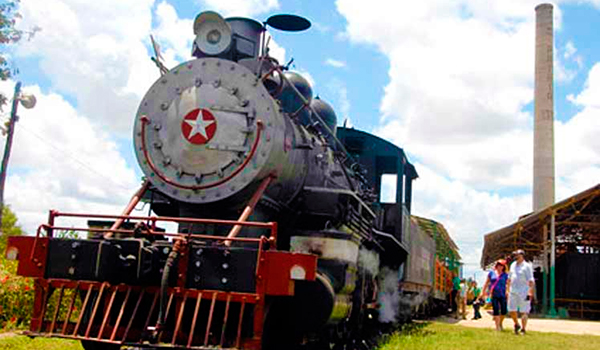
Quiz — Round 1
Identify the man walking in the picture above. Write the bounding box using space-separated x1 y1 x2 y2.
507 249 535 335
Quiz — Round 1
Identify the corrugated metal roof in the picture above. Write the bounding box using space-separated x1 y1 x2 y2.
480 183 600 268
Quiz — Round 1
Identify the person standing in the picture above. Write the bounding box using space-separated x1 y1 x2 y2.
480 259 509 331
508 249 535 335
459 279 468 319
451 273 461 318
471 280 482 320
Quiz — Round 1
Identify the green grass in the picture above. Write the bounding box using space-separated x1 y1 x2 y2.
2 322 599 350
0 334 82 350
379 322 600 350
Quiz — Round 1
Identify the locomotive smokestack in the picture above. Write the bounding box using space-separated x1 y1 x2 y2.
533 3 555 211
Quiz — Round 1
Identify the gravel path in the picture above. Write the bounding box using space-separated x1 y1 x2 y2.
437 307 600 336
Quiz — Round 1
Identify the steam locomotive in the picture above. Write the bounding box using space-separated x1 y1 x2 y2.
5 10 459 350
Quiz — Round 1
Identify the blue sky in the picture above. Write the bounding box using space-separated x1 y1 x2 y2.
2 0 600 283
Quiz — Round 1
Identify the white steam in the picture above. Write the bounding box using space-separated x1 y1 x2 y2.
378 267 400 323
358 247 380 276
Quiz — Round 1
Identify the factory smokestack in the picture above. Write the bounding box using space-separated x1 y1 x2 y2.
533 3 555 211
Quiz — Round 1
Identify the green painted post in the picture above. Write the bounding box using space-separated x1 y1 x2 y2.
549 213 557 316
542 224 548 314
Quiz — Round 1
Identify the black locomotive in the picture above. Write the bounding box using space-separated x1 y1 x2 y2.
6 10 459 350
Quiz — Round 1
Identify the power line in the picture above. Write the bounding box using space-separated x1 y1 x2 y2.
14 123 134 192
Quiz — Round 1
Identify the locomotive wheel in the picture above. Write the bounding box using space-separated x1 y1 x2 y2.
80 340 121 350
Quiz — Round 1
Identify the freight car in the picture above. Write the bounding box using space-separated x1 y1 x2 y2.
5 10 458 350
404 216 462 316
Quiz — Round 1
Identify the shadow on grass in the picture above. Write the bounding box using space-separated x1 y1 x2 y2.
399 321 435 337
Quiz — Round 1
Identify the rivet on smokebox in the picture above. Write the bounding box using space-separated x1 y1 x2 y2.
222 263 229 270
163 157 171 166
153 141 162 149
217 169 224 178
221 278 228 284
239 100 249 107
160 102 169 110
213 79 221 88
229 87 238 95
195 78 202 87
175 87 182 94
154 124 162 131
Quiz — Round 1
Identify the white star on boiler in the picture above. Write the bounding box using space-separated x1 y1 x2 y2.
185 113 215 140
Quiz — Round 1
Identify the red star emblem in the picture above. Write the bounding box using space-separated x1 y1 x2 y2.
181 108 217 145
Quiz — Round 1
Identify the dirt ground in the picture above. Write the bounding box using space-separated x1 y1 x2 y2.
437 306 600 336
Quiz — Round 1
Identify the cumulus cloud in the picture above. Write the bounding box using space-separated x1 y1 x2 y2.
153 1 195 65
16 0 158 135
325 58 347 68
199 0 279 17
0 81 139 233
336 0 600 276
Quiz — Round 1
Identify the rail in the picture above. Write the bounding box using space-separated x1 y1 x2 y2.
30 210 278 262
555 298 600 319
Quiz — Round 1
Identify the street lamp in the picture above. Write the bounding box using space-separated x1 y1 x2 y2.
0 81 36 234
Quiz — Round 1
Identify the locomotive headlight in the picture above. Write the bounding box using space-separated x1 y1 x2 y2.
290 264 307 280
206 29 222 44
193 11 232 56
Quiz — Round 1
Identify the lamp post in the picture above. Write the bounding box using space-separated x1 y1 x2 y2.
0 81 36 234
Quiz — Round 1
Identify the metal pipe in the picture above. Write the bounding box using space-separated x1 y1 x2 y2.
106 180 150 238
156 239 183 332
224 175 274 246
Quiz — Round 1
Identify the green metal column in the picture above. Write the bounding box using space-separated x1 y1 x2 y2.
549 212 557 316
542 224 548 314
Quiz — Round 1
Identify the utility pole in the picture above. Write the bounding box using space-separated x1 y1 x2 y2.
0 82 36 235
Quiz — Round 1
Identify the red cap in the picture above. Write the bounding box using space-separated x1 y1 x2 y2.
496 259 507 267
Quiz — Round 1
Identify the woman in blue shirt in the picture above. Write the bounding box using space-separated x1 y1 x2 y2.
480 259 509 331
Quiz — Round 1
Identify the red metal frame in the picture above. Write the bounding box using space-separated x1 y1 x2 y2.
7 210 317 350
139 116 264 190
225 175 275 246
108 180 150 236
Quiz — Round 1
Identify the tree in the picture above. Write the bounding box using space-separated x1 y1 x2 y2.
0 0 39 110
0 205 23 253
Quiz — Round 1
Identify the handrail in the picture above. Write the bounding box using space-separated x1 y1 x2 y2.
555 298 600 318
30 211 278 262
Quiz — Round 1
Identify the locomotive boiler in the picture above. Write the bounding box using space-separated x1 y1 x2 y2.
6 10 424 350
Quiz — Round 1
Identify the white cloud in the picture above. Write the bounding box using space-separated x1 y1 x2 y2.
266 34 286 64
16 0 158 135
337 0 600 275
199 0 279 17
153 1 195 64
325 58 347 68
325 78 351 126
0 81 139 233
